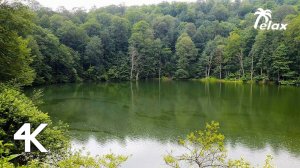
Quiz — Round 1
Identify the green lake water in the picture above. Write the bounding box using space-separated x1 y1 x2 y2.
30 81 300 167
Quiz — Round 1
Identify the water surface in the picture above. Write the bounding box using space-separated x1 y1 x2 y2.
32 81 300 167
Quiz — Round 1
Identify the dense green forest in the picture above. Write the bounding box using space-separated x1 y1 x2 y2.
1 0 300 86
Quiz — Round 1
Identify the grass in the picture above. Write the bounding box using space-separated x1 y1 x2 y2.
196 77 243 84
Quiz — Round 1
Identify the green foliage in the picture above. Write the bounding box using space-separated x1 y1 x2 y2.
175 33 198 79
1 0 300 86
0 3 36 85
129 20 163 80
30 89 44 106
57 152 128 168
271 44 292 81
164 121 226 167
83 36 104 80
0 85 128 167
164 121 275 168
0 86 69 163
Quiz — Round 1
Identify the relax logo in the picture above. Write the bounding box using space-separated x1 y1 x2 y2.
254 8 288 30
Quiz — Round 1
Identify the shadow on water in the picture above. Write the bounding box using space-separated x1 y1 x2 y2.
27 81 300 157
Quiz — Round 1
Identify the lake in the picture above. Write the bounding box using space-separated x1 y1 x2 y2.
31 81 300 167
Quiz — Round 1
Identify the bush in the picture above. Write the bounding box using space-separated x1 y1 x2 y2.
175 69 189 79
0 85 128 167
0 85 69 164
57 152 128 168
164 121 275 168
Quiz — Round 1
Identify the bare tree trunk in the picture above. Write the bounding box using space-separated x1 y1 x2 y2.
219 64 222 79
208 65 211 78
159 55 161 80
130 47 138 81
208 55 213 78
159 67 161 80
136 71 139 81
238 50 245 77
130 49 135 81
251 52 254 81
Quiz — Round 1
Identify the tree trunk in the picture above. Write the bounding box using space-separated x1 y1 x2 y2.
159 56 161 80
130 47 137 81
130 49 135 81
238 50 245 77
219 64 222 79
251 53 253 81
136 71 139 81
130 56 134 80
208 55 213 78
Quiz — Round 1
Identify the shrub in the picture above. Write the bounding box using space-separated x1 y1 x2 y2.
0 86 69 164
175 69 189 79
164 121 274 168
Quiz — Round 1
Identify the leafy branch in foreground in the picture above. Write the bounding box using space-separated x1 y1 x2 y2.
164 121 274 168
57 151 128 168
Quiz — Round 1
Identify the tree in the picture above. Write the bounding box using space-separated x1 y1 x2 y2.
271 44 291 82
284 15 300 79
109 16 130 53
152 15 177 49
129 20 160 80
273 5 297 22
57 20 88 54
84 36 104 80
0 3 35 85
32 27 79 83
183 22 197 38
200 40 215 78
164 121 275 168
251 32 268 80
224 31 245 78
211 4 229 21
81 18 102 37
84 36 104 67
175 33 198 79
164 121 226 168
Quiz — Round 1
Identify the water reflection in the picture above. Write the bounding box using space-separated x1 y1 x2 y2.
29 81 300 167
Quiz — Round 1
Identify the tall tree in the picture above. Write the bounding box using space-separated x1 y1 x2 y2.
271 44 291 82
224 31 245 78
285 15 300 79
129 20 160 80
0 3 35 85
175 33 198 79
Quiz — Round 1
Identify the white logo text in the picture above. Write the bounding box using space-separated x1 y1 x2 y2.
254 8 287 30
14 123 48 152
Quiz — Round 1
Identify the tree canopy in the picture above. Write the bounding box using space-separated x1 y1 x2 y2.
1 0 300 85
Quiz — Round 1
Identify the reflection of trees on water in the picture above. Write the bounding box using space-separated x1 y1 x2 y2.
35 81 300 156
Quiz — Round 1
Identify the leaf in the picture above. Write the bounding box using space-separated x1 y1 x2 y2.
7 154 20 161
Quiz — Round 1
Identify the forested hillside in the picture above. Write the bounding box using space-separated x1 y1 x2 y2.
1 0 300 85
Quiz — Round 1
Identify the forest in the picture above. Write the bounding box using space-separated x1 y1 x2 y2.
1 0 300 86
1 0 300 167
